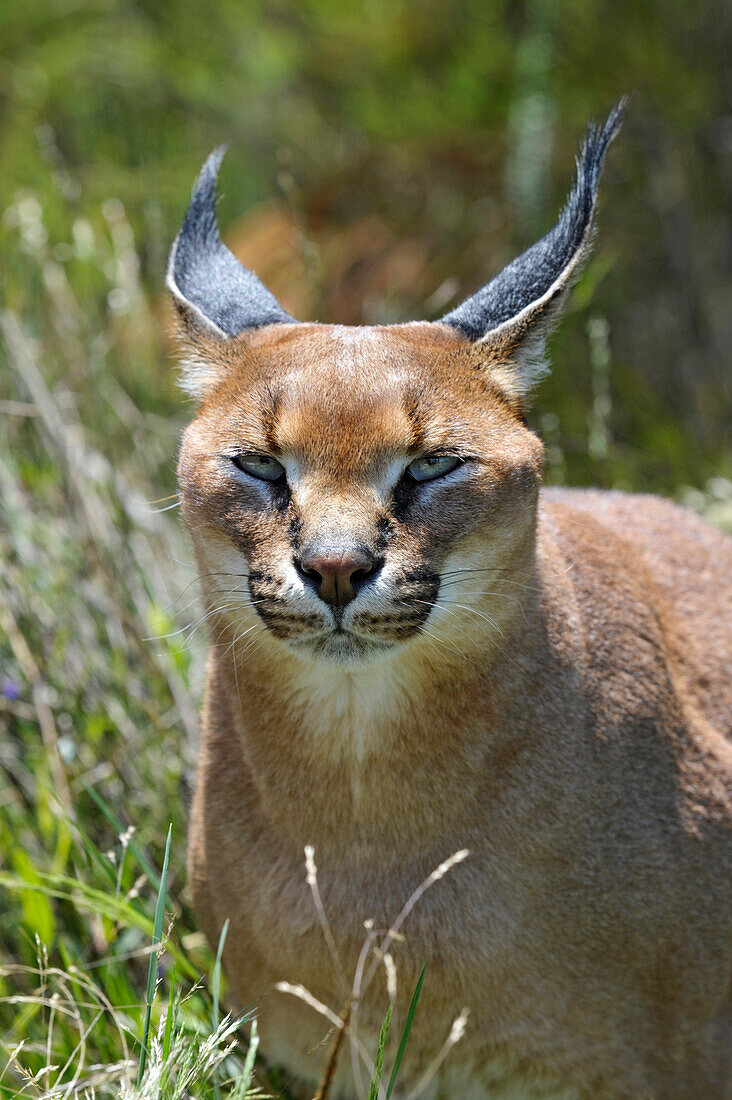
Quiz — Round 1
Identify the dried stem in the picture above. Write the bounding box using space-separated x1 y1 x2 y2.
305 845 347 993
404 1009 469 1099
363 849 469 995
312 1002 350 1100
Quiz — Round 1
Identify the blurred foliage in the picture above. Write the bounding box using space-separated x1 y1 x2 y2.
1 0 730 491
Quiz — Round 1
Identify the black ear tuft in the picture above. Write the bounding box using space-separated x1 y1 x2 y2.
441 99 628 344
166 147 294 338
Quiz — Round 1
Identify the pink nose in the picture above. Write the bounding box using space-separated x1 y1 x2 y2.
299 547 377 607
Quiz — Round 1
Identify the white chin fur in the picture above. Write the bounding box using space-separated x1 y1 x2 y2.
290 629 396 667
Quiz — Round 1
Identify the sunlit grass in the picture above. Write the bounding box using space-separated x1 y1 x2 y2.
0 181 450 1100
0 184 265 1098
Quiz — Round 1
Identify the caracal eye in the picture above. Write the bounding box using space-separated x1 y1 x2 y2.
231 453 285 482
407 454 461 483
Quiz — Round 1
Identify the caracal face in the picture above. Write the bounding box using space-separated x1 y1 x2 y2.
177 321 543 667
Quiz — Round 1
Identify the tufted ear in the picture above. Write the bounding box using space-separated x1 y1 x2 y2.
166 147 294 375
441 100 627 403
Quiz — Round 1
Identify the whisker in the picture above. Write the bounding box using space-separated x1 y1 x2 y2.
236 630 269 667
439 572 542 593
180 601 245 644
172 592 276 649
408 597 506 637
220 622 261 663
141 499 181 513
442 602 505 636
441 562 573 584
417 622 475 668
437 588 526 609
142 598 242 643
166 569 250 611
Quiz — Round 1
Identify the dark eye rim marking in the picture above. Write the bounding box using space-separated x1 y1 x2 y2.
393 456 472 516
406 453 464 483
229 452 286 482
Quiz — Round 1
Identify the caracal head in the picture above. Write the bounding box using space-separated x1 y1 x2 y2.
171 104 626 667
177 321 542 665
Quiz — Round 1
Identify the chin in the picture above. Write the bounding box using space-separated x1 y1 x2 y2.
289 629 397 668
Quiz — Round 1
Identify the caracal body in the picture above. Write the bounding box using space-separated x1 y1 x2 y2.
170 106 732 1098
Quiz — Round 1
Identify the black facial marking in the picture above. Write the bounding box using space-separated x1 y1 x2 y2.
264 621 300 639
268 476 291 512
288 514 303 549
248 572 286 602
260 611 321 626
247 570 273 584
375 514 393 554
393 472 420 520
391 571 441 630
400 570 441 586
359 611 426 625
260 388 282 451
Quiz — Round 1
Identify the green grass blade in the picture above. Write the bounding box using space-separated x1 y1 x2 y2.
239 1017 259 1093
73 824 119 888
0 870 152 929
162 966 177 1062
368 1003 392 1100
0 869 198 980
81 782 163 890
160 969 178 1100
136 823 172 1087
212 918 230 1100
385 962 426 1100
212 918 229 1032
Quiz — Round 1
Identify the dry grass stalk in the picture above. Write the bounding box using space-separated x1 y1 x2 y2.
363 849 469 995
404 1009 469 1100
312 1003 351 1100
305 844 347 994
273 847 473 1100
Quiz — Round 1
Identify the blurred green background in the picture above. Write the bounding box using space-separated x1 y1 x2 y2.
0 2 730 1097
2 0 731 494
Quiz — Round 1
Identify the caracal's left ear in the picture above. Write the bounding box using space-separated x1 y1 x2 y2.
166 147 297 398
441 99 628 405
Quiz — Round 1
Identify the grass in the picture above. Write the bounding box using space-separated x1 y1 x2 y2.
0 180 269 1096
0 173 459 1098
1 125 731 1100
137 824 172 1087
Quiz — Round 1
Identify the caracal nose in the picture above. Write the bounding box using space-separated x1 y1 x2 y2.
299 546 377 607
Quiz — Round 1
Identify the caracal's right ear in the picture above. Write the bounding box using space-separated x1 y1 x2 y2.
441 99 627 409
166 147 297 399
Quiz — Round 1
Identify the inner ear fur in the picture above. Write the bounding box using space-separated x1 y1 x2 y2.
470 277 577 407
169 314 257 402
168 310 222 400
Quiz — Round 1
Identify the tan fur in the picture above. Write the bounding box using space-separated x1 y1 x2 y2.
177 321 732 1099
